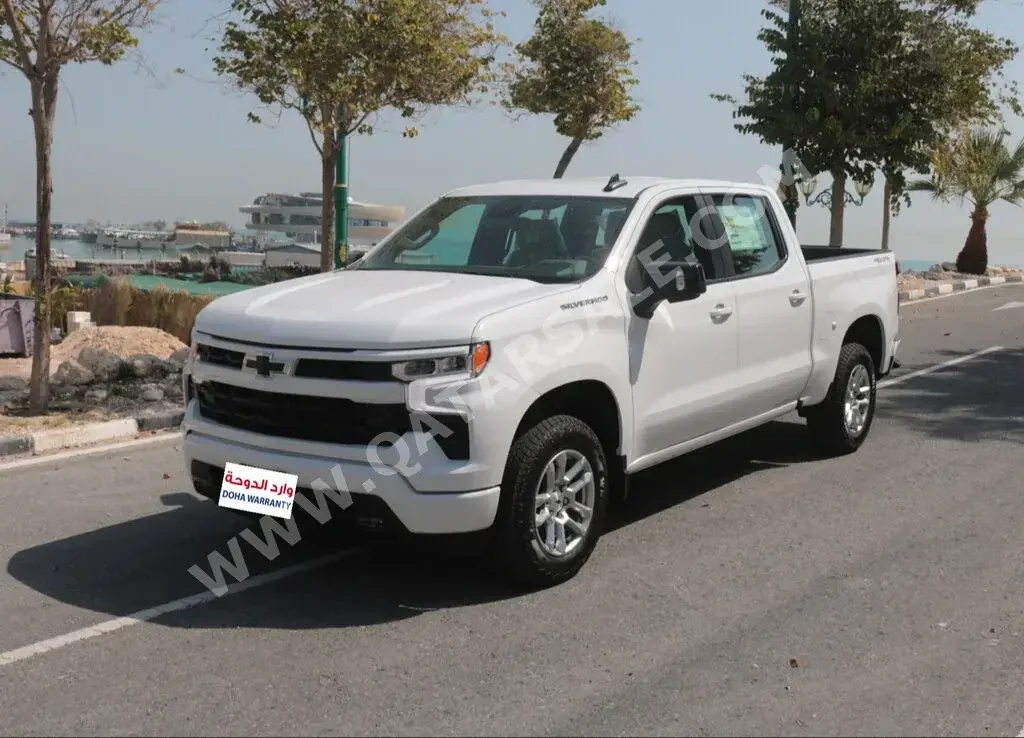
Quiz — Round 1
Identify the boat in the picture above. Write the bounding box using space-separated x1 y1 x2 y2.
239 191 405 247
96 227 172 250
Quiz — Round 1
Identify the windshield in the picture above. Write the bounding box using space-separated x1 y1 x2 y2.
353 195 636 283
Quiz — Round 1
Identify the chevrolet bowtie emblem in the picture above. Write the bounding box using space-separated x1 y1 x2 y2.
245 354 285 377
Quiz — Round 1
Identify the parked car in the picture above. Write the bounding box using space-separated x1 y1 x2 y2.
180 175 900 587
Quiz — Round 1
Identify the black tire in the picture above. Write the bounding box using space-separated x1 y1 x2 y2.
805 342 877 456
495 414 610 589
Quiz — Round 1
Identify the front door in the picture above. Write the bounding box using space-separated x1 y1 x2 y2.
624 193 741 462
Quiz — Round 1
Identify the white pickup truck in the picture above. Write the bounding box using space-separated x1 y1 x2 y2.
181 175 900 587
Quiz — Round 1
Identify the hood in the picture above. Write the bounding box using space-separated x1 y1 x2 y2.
194 269 578 350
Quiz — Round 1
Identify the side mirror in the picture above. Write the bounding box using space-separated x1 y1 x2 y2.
632 260 707 318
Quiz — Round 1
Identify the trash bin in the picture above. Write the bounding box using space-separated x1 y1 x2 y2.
0 295 36 357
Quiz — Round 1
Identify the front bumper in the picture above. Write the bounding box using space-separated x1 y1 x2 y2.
183 426 501 535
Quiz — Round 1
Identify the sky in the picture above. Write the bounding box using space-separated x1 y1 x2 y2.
1 0 1023 266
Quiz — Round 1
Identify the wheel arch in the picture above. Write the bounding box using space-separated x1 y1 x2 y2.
512 379 628 503
842 313 885 376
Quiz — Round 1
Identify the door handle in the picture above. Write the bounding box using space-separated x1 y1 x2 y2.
789 290 808 306
709 304 733 323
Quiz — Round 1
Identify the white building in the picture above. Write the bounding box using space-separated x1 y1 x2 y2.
263 242 323 269
240 192 405 247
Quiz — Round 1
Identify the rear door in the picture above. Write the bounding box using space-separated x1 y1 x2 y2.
699 188 814 417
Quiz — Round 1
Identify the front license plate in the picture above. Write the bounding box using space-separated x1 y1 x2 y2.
218 462 298 519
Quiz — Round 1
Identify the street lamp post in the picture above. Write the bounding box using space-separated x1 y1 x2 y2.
798 175 873 210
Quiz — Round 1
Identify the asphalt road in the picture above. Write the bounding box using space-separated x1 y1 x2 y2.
1 284 1023 737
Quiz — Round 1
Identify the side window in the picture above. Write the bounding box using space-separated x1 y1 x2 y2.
626 195 721 292
712 194 785 277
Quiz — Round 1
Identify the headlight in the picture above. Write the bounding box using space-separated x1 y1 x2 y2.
391 342 490 382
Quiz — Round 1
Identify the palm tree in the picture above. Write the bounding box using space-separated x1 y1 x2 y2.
909 127 1024 275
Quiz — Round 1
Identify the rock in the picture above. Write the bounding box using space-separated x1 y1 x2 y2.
126 353 160 379
78 347 125 382
0 389 28 409
53 359 95 386
0 376 28 392
144 359 179 379
84 387 109 404
169 348 190 366
941 261 957 272
163 380 184 402
50 384 82 401
141 386 165 403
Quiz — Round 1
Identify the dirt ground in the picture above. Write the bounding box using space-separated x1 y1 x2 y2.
0 326 185 378
0 408 120 436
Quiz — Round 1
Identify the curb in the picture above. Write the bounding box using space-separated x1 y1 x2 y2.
900 274 1022 303
0 409 184 460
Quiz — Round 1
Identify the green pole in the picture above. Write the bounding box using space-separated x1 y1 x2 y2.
334 107 349 269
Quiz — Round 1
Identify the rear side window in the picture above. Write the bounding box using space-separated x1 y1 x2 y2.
711 194 785 278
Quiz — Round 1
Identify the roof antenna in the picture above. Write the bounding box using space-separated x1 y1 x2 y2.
603 173 628 192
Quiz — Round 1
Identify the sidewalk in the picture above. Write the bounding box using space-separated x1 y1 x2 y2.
898 264 1024 302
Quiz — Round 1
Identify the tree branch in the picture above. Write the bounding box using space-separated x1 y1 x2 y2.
61 0 156 63
343 109 373 137
1 0 37 76
304 114 323 156
0 54 24 72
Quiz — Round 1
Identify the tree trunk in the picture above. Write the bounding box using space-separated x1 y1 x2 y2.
827 169 846 247
881 179 892 251
553 137 583 179
781 182 799 228
955 206 988 275
320 146 336 273
28 77 58 415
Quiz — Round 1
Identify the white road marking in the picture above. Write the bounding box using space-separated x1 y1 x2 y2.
993 301 1024 312
879 346 1004 389
1016 723 1024 738
0 549 357 668
0 431 181 474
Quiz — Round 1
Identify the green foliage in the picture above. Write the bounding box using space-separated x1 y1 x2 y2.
908 126 1024 212
908 126 1024 274
213 0 505 271
712 0 1020 218
227 265 321 286
503 0 639 176
213 0 506 145
0 1 156 72
49 284 81 332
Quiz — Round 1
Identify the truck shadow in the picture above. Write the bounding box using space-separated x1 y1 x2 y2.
5 422 820 631
8 351 1017 632
878 346 1024 445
